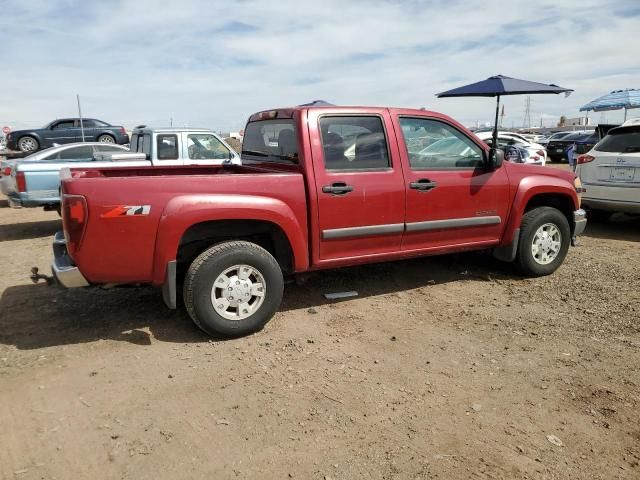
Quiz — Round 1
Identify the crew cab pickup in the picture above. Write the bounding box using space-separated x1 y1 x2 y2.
50 106 587 338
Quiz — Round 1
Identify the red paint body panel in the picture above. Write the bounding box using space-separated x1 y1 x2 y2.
61 106 580 287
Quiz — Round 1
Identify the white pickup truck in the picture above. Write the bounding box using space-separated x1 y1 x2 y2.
128 126 241 165
3 128 240 210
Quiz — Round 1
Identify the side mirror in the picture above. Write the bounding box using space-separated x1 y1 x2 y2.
488 148 503 169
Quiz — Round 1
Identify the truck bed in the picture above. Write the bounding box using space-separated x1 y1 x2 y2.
62 163 308 285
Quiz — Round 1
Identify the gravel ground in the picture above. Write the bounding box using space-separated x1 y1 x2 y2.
0 181 639 479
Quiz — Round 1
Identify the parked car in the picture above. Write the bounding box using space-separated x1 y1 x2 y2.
0 158 15 197
128 127 240 165
5 118 130 153
539 131 573 146
7 128 240 209
546 132 590 162
475 131 547 165
576 123 640 216
46 105 586 338
5 143 129 209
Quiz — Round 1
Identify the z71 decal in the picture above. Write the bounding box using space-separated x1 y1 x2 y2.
101 205 151 218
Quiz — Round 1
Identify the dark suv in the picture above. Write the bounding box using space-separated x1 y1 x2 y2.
6 118 129 153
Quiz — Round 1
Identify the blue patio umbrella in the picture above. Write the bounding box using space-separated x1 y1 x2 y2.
579 89 640 121
436 75 573 148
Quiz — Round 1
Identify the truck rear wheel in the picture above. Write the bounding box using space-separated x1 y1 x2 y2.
515 206 570 276
183 241 284 338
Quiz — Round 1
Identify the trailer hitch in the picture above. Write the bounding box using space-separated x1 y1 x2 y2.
30 267 54 286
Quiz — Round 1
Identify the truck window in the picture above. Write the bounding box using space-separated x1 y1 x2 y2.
242 119 298 163
157 134 178 160
187 134 230 160
399 118 483 169
318 116 390 171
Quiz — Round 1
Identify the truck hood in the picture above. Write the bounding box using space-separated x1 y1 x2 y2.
504 161 575 184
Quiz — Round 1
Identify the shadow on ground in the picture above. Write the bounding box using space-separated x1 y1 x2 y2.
0 219 61 242
0 199 8 208
0 252 518 350
584 214 640 242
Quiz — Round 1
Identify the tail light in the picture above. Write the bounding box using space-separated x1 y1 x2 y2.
16 171 26 192
532 155 540 161
62 194 88 257
120 127 127 135
1 166 11 176
577 154 595 165
537 150 545 157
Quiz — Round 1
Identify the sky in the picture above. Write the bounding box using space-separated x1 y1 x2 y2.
1 0 639 132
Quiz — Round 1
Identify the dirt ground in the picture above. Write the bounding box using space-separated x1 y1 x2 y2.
1 172 639 479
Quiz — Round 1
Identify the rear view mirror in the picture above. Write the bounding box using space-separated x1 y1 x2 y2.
488 148 504 169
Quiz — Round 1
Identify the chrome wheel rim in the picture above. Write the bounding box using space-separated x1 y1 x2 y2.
98 135 114 143
211 265 266 321
531 223 561 265
19 137 37 151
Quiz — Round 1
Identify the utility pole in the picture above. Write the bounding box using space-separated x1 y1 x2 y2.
522 96 532 129
77 94 85 142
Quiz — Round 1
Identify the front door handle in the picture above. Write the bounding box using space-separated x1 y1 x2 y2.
322 182 354 195
409 179 437 191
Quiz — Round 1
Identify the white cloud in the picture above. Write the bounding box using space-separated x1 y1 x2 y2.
0 0 639 131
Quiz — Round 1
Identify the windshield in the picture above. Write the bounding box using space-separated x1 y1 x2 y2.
242 119 298 163
594 128 640 153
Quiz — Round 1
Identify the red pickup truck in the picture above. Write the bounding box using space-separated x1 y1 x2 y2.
51 106 586 337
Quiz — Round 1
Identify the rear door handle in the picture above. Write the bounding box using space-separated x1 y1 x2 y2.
409 179 437 191
322 182 354 195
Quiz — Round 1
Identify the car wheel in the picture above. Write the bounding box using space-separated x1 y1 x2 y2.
17 136 39 153
515 206 570 276
97 134 115 143
183 241 284 338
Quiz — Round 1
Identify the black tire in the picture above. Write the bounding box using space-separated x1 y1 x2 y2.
17 135 39 153
97 134 115 143
515 206 571 276
183 241 284 338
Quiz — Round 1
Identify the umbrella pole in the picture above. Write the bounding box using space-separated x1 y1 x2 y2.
624 108 628 122
493 95 500 148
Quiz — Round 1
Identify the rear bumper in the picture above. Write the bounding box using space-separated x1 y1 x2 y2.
574 208 587 236
8 192 59 208
52 231 89 288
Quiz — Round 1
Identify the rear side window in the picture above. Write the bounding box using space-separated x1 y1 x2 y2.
52 121 75 130
60 145 95 160
595 129 640 153
95 145 125 153
242 119 298 163
319 116 390 171
157 134 178 160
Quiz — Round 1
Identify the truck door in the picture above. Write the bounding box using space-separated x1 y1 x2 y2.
153 133 184 166
392 115 510 251
308 109 406 261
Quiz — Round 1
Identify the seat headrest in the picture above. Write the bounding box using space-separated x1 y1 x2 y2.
277 129 297 157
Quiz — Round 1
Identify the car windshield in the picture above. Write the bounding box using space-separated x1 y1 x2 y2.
594 128 640 153
241 119 298 163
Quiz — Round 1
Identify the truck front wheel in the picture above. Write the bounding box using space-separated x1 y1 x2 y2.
183 241 284 338
515 206 570 276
